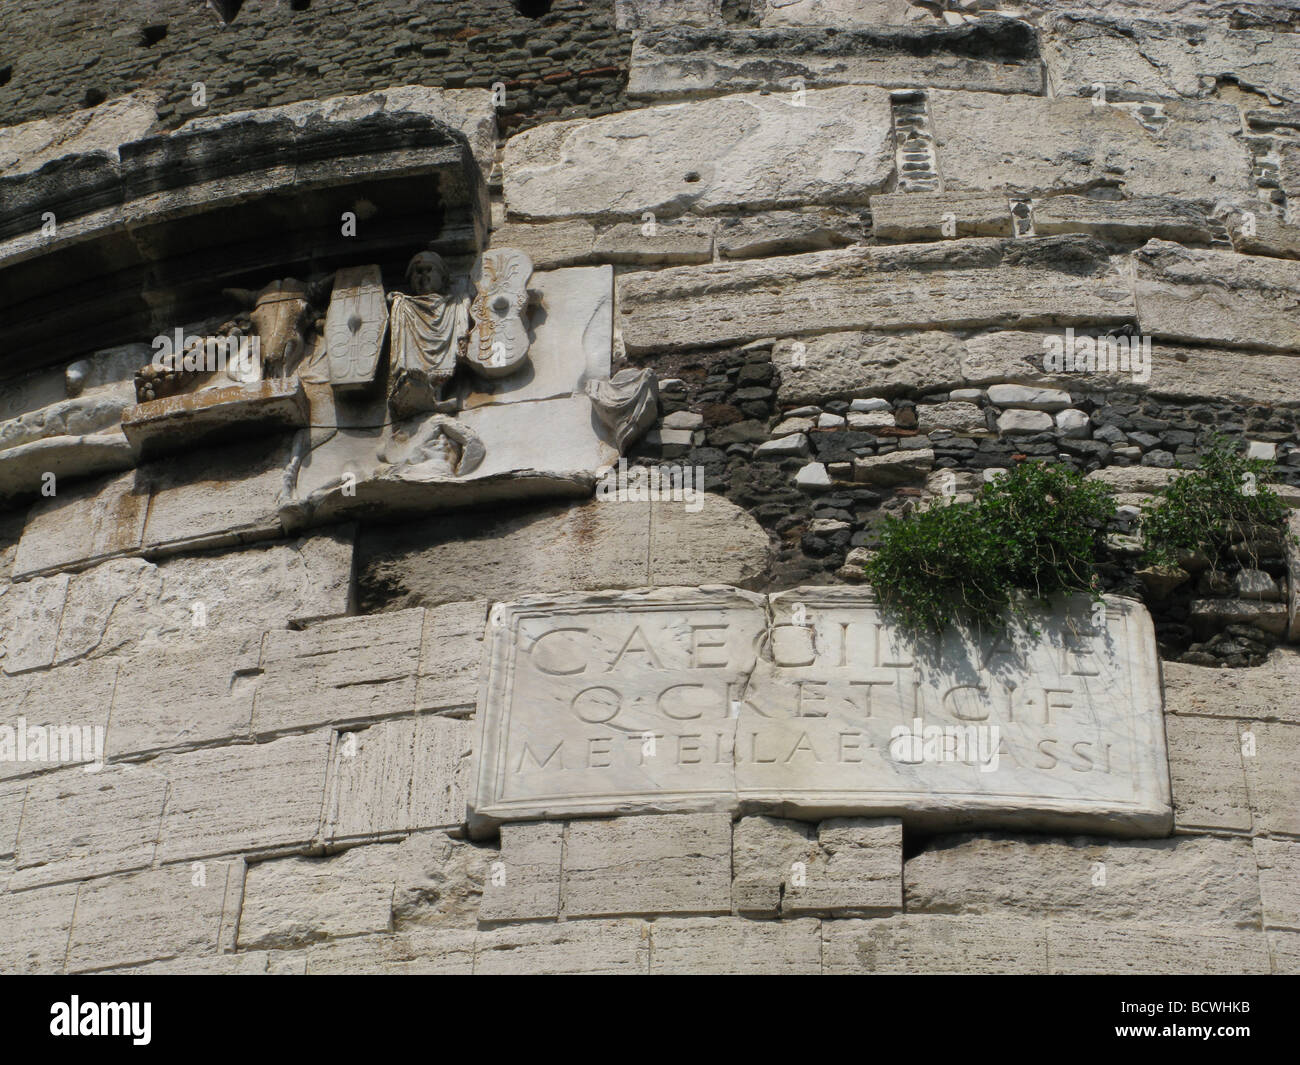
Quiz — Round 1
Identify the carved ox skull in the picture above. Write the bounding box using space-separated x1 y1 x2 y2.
223 278 317 379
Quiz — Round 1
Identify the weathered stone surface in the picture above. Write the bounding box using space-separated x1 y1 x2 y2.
474 919 650 974
0 431 135 501
716 207 868 258
630 21 1043 100
471 587 1171 837
1045 920 1271 974
591 219 715 264
1135 239 1300 352
929 91 1255 201
616 0 722 29
417 600 489 713
648 917 823 974
619 237 1134 354
1163 714 1252 833
1044 14 1300 103
906 834 1260 927
121 379 309 461
357 496 769 611
323 716 472 841
0 780 24 857
12 470 148 579
1242 721 1300 837
0 659 115 785
64 861 244 973
1033 194 1216 244
1226 209 1300 260
1163 649 1300 725
107 637 259 759
0 91 160 176
872 191 1013 241
1190 597 1288 637
504 87 894 222
731 816 813 916
0 882 78 974
4 530 354 675
302 929 476 975
853 448 934 484
562 814 733 918
253 609 424 735
774 331 966 404
783 818 903 916
479 821 563 922
989 383 1071 411
13 763 167 888
997 409 1053 435
1288 510 1300 642
155 731 332 863
917 401 989 436
1255 837 1300 931
823 914 1048 974
487 220 597 269
758 0 910 25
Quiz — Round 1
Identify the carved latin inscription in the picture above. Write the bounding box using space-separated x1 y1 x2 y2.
469 587 1171 838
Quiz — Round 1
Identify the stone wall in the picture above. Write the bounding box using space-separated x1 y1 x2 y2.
1 0 1299 975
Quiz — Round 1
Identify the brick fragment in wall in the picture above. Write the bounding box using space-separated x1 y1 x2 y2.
504 86 894 222
904 834 1262 928
64 860 244 974
1241 720 1300 837
1163 714 1253 834
927 91 1255 201
618 237 1134 355
1135 240 1300 353
323 716 473 842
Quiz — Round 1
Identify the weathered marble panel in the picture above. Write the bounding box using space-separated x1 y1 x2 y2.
469 587 1171 837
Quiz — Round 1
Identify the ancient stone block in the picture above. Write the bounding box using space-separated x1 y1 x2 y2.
155 731 332 863
0 882 78 974
471 587 1171 837
0 572 69 674
474 919 650 974
323 715 472 841
731 816 813 916
253 609 425 735
1045 920 1271 974
591 218 715 264
0 779 24 858
618 237 1134 354
630 21 1043 100
823 914 1048 975
1254 837 1300 931
121 380 309 462
416 600 488 713
0 659 115 784
504 87 894 222
1044 14 1300 103
1163 650 1300 725
929 91 1255 202
1163 714 1253 833
303 929 476 975
0 431 135 502
1242 721 1300 837
479 821 563 923
905 834 1261 927
853 449 934 484
13 469 148 579
758 0 909 24
783 818 903 916
616 0 722 30
1033 194 1216 244
561 814 733 918
1135 240 1300 353
64 860 244 973
774 331 966 405
716 208 868 259
487 221 597 270
871 191 1013 241
648 917 823 974
12 762 167 888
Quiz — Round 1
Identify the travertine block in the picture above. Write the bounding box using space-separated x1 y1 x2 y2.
304 929 476 975
0 659 116 782
823 915 1049 975
1163 714 1252 833
731 816 814 916
64 860 244 973
562 814 733 918
783 818 903 916
905 834 1260 928
648 917 823 974
1045 920 1271 974
478 821 563 922
1254 837 1300 931
474 919 650 974
13 470 148 578
1242 721 1300 837
155 731 331 863
416 600 488 713
253 609 424 735
324 715 472 841
0 882 78 974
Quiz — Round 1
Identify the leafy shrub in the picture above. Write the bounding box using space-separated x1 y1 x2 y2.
863 461 1115 634
1140 433 1290 570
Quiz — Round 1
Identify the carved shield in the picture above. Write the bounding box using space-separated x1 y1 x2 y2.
467 249 533 379
325 265 388 388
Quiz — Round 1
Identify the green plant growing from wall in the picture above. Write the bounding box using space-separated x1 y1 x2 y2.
862 460 1115 634
1139 433 1291 573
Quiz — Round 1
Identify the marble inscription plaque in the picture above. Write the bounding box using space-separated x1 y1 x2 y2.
469 587 1171 837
